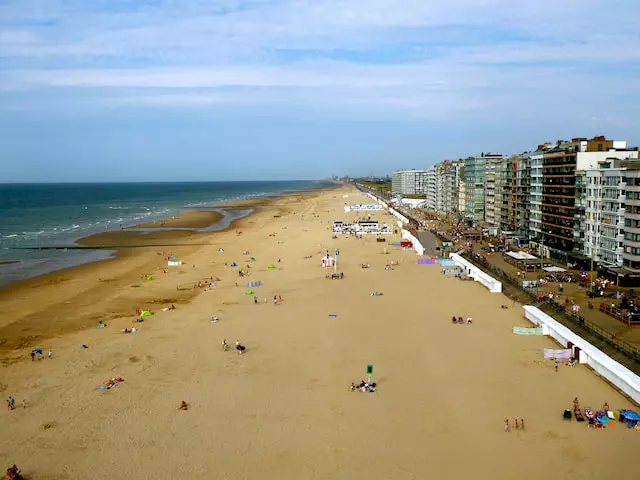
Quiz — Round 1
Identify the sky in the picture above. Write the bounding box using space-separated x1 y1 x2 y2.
1 0 639 182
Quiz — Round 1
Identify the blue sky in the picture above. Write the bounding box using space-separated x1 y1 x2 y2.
1 0 639 182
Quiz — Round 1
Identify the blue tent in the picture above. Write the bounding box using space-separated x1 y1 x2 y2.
619 409 640 421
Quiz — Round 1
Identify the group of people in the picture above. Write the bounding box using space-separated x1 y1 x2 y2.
504 418 525 432
6 396 24 410
222 339 246 355
5 465 22 480
350 380 377 393
451 316 472 324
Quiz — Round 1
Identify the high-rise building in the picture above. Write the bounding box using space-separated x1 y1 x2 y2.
434 160 463 215
464 153 502 224
391 169 430 196
515 153 532 236
584 156 640 268
424 168 436 210
532 137 635 260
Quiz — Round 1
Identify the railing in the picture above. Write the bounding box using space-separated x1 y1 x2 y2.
599 303 640 326
460 252 640 372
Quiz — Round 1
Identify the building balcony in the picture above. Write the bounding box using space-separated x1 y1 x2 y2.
623 252 640 262
624 239 640 248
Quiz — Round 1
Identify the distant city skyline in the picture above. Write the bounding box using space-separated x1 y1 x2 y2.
1 0 639 182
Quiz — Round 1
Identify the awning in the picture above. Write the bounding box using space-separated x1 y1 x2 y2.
543 266 566 273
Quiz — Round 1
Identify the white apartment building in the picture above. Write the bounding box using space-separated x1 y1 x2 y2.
584 154 640 267
391 169 430 196
529 150 545 241
425 168 436 210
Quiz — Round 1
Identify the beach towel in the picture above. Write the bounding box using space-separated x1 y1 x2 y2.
513 326 544 336
328 314 337 319
33 348 43 355
544 348 572 359
268 264 276 269
417 259 436 265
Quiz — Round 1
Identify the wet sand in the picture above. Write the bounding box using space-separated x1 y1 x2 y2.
0 186 638 480
128 210 224 229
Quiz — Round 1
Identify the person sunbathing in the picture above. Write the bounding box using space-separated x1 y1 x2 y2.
178 401 189 411
452 316 457 324
235 341 246 354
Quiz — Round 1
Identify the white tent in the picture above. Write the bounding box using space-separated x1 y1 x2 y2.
543 266 566 273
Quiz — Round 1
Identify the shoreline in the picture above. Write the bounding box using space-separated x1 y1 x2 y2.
0 185 337 357
0 184 331 288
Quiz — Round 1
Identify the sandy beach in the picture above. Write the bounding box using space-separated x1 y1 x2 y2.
1 186 638 480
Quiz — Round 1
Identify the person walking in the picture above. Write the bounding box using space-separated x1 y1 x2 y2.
253 295 258 305
504 419 510 432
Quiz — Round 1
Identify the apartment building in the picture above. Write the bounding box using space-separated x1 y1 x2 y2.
624 169 640 273
434 160 462 215
515 153 531 236
425 168 436 210
391 169 430 196
534 137 635 260
584 157 640 268
463 153 502 223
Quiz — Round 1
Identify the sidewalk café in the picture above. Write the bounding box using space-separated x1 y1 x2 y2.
503 251 543 272
598 265 640 288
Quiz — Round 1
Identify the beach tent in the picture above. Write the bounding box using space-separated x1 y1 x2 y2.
140 310 152 318
246 289 254 295
145 275 153 281
247 281 262 288
250 257 256 262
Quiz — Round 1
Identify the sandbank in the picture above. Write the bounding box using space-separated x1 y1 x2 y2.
127 210 224 229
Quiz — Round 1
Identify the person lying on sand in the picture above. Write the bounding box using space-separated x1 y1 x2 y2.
452 316 457 324
178 401 189 411
235 341 246 354
501 305 509 309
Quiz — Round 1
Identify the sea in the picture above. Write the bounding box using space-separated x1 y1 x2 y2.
0 181 326 288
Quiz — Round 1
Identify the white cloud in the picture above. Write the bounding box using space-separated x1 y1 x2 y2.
0 0 639 117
